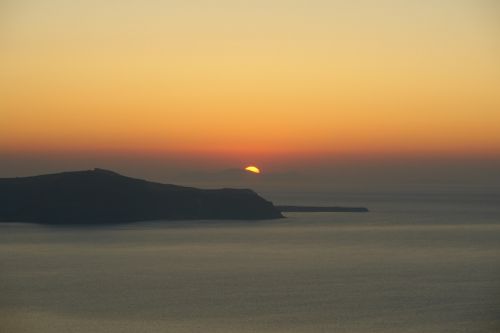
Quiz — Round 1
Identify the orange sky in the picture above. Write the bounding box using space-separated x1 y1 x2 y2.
1 0 500 165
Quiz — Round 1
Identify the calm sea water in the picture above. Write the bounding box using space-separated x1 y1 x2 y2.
1 189 499 332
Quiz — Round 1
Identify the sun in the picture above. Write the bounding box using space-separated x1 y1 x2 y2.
244 165 261 174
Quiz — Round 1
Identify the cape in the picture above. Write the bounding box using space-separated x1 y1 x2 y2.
0 168 283 223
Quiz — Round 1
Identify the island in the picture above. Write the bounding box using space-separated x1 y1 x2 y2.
0 168 283 223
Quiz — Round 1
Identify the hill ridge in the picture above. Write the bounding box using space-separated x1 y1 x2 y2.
0 169 283 223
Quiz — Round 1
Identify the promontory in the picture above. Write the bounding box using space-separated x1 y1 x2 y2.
0 168 283 223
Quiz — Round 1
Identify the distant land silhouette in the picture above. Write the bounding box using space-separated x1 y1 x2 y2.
178 168 300 183
0 168 369 224
0 168 283 223
277 206 369 213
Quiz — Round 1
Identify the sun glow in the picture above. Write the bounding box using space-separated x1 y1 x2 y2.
244 166 261 174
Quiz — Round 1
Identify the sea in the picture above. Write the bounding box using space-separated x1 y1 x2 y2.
1 188 499 332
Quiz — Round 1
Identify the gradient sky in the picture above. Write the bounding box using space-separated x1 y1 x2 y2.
1 0 500 179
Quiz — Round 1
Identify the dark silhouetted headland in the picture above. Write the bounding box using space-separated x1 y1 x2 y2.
0 169 283 223
277 205 369 213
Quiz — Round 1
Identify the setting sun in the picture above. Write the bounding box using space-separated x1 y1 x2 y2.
244 166 261 174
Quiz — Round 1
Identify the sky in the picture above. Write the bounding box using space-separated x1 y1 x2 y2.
1 0 499 186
